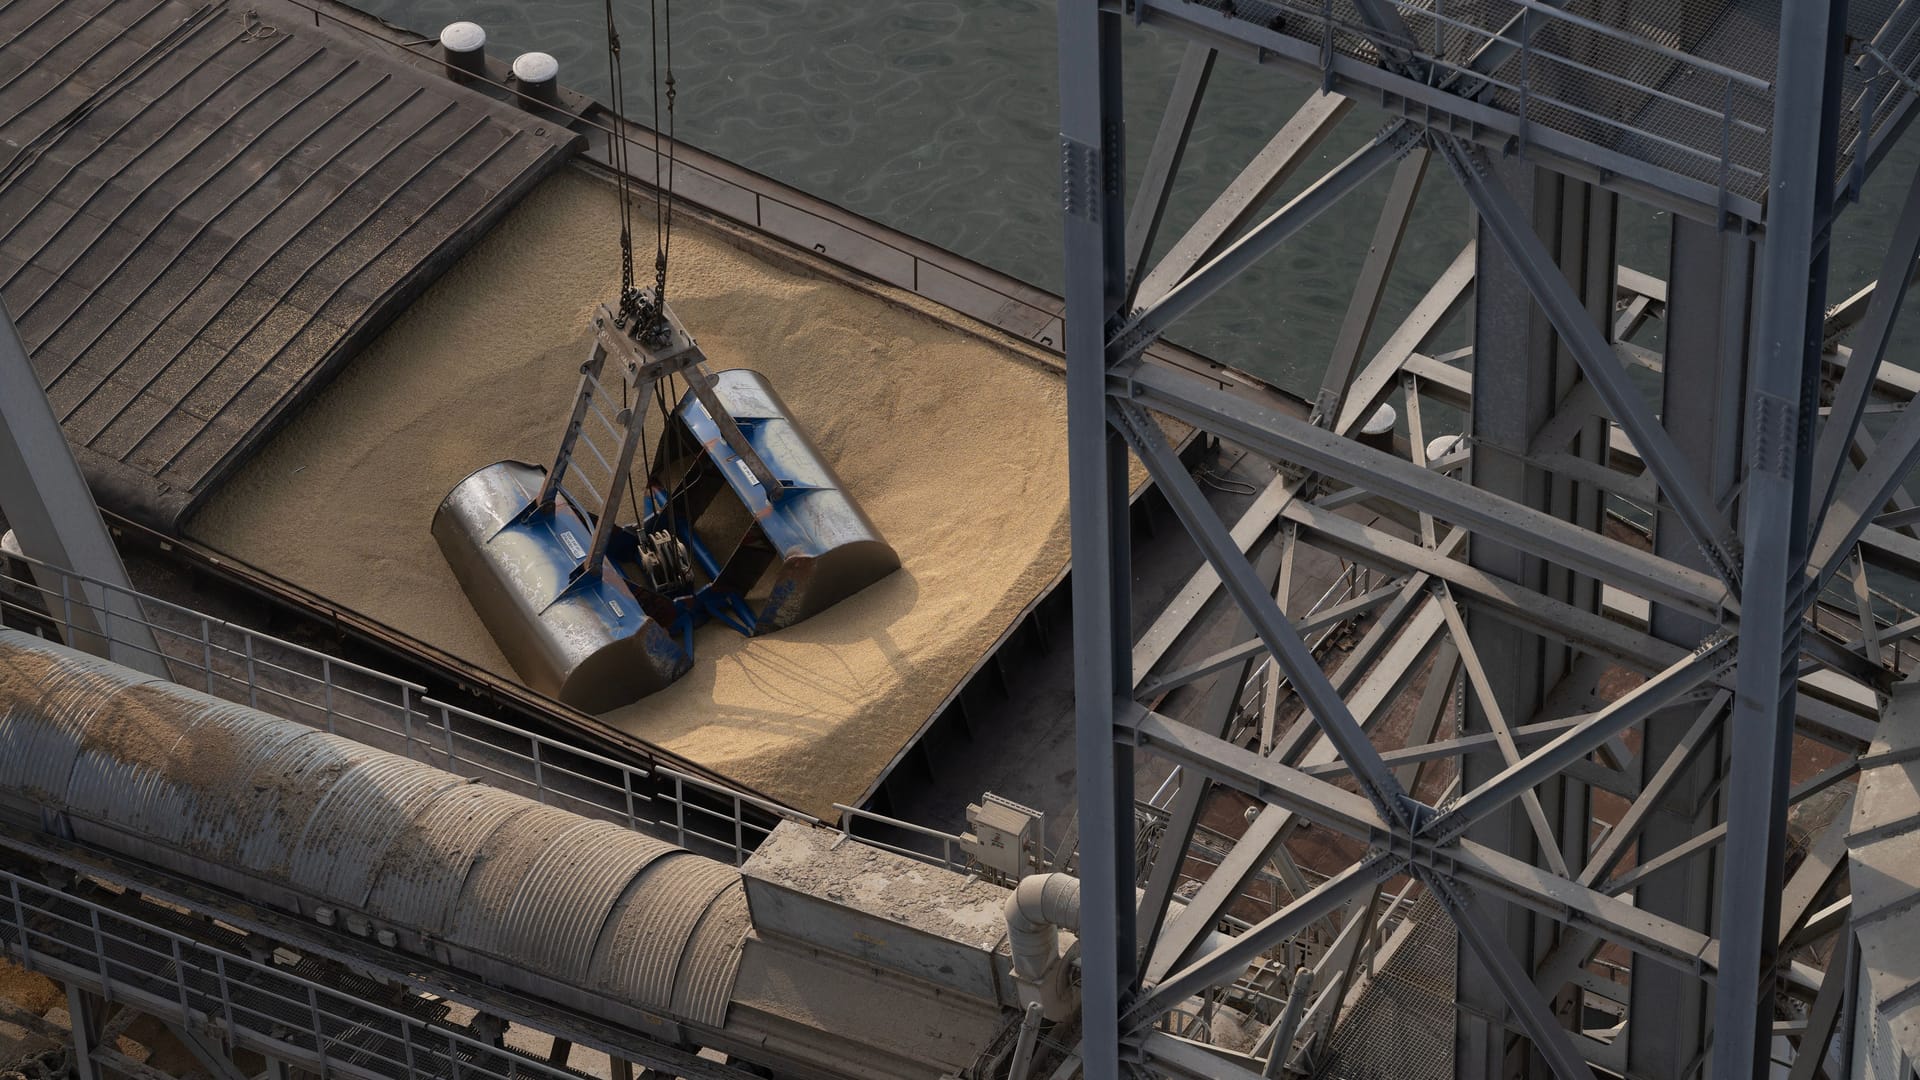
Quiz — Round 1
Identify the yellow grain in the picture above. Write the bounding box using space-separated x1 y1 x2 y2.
191 165 1078 816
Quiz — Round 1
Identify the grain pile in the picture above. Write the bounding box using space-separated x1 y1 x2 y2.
0 962 58 1016
190 165 1077 816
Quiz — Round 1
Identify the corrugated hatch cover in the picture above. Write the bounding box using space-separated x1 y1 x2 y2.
0 629 754 1033
0 0 579 528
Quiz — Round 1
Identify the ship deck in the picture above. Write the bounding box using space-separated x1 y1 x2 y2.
186 163 1097 816
3 0 1307 816
0 0 579 528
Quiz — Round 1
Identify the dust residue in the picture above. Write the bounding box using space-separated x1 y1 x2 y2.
188 165 1076 816
0 649 57 715
77 683 250 794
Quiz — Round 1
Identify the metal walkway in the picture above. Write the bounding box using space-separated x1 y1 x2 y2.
1312 894 1456 1080
1130 0 1920 220
0 866 564 1080
0 0 578 529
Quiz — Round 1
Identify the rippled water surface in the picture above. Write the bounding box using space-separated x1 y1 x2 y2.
360 0 1920 395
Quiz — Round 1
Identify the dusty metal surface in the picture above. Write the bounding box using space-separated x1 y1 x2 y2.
0 627 1028 1079
0 0 579 530
0 627 753 1033
1849 682 1920 1073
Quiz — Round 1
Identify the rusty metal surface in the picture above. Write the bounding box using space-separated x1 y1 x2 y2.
0 0 578 529
0 627 757 1033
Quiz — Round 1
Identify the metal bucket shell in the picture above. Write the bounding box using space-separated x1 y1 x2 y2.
432 460 692 711
663 369 899 631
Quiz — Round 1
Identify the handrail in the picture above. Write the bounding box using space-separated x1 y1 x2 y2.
1134 0 1784 205
0 868 593 1080
832 803 969 871
1494 0 1771 90
0 552 811 864
7 549 424 691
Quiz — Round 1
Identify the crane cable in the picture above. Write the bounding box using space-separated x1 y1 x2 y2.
603 0 636 322
649 0 678 317
604 0 689 555
602 0 677 338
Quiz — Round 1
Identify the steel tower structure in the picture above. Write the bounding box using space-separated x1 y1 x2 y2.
1058 1 1920 1076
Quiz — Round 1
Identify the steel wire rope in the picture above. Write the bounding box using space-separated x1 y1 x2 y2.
604 0 703 601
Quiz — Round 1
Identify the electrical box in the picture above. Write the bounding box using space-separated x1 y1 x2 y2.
961 793 1044 878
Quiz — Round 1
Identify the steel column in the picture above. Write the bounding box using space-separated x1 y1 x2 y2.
1057 1 1135 1071
1634 211 1750 1078
65 984 104 1080
0 300 163 676
1443 140 1742 591
1455 158 1612 1078
1713 2 1848 1075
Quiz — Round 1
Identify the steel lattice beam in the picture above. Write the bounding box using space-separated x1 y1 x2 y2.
1055 2 1886 1073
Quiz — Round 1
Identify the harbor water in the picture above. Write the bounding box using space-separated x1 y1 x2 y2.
362 0 1920 398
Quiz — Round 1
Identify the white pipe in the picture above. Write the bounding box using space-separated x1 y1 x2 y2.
1261 967 1313 1077
1006 872 1249 980
1006 873 1240 1026
1006 1001 1045 1080
1006 873 1081 983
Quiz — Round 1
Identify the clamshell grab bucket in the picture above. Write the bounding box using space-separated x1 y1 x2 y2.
430 298 898 712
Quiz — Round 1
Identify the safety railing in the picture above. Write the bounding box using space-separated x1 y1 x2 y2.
1807 554 1920 678
0 868 587 1080
1134 802 1310 935
1157 0 1776 207
1852 0 1920 192
831 803 972 873
1225 560 1377 753
1603 473 1920 678
0 551 815 865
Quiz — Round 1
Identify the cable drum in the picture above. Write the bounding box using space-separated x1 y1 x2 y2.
589 850 740 1022
667 880 752 1026
230 732 368 881
0 630 758 1048
66 697 313 885
490 819 680 980
448 806 594 950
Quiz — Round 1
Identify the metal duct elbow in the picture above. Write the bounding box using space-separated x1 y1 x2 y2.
1005 873 1080 1019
